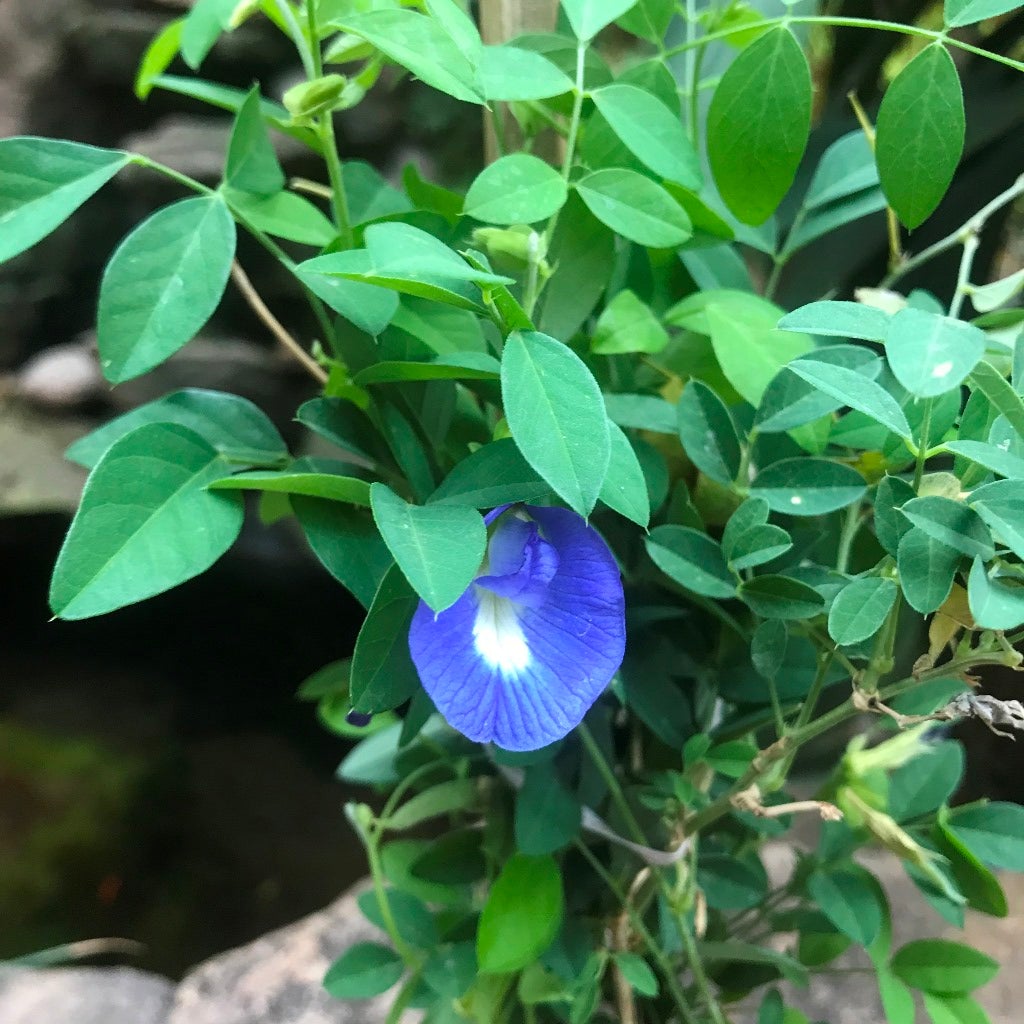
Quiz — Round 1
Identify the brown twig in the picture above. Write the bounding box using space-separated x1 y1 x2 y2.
230 261 327 384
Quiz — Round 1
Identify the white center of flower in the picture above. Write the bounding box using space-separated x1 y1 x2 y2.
473 589 530 675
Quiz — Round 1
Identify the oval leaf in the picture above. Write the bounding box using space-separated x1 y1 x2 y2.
0 137 130 265
50 423 243 620
828 577 898 645
323 942 404 999
477 854 563 973
97 196 236 383
707 28 812 225
645 525 736 598
591 84 701 189
501 330 611 516
370 483 486 613
884 307 986 398
677 380 742 485
876 45 964 230
890 940 997 995
575 169 691 248
465 154 567 225
751 458 866 516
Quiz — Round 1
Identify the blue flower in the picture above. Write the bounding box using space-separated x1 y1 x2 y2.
408 504 626 751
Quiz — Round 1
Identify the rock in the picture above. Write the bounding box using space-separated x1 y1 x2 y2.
166 886 404 1024
14 342 103 408
0 966 174 1024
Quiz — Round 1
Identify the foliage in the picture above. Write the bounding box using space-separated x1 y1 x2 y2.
4 0 1024 1019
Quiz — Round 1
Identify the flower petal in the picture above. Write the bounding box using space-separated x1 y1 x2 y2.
408 505 625 750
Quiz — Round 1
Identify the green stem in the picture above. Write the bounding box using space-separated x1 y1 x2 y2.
272 0 316 79
574 842 702 1024
836 504 863 575
578 723 647 848
679 923 728 1024
881 174 1024 289
365 831 415 962
662 16 1024 74
913 399 934 491
306 2 354 245
948 230 980 320
794 649 835 734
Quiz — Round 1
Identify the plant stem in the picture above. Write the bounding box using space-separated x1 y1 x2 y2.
835 504 863 575
881 174 1024 289
271 0 316 78
662 16 1024 74
365 830 415 962
948 231 980 320
794 649 835 734
575 842 702 1024
306 1 354 245
578 723 648 848
913 399 933 491
230 261 327 382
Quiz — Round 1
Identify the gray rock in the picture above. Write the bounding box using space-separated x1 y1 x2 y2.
0 966 174 1024
166 887 402 1024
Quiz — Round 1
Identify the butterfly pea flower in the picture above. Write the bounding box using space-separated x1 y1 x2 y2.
408 504 626 751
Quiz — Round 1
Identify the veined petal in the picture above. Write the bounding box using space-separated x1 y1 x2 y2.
408 505 625 750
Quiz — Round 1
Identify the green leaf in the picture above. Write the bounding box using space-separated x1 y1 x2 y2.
899 497 994 560
876 45 964 230
0 137 130 265
789 360 912 438
501 331 610 516
210 468 370 504
890 940 997 995
224 188 336 247
897 529 961 614
332 10 484 104
777 300 890 341
50 424 243 619
755 345 880 434
350 563 423 713
387 778 478 830
369 483 486 612
889 743 964 822
945 440 1024 481
342 161 414 225
591 84 701 189
600 423 651 527
803 130 880 209
729 524 792 571
423 942 477 999
591 289 668 355
828 577 898 645
784 186 887 256
293 498 391 609
923 993 992 1024
615 953 659 996
480 44 573 100
945 0 1022 24
707 27 812 225
751 458 866 516
701 294 813 406
464 154 567 225
697 941 808 988
575 169 691 248
323 942 404 999
878 968 917 1024
135 17 185 99
604 393 677 434
751 618 788 680
477 854 563 973
645 525 736 598
561 0 639 39
515 766 582 855
967 557 1024 630
874 476 916 557
934 814 1007 918
356 888 438 950
539 193 614 340
968 362 1024 440
948 802 1024 870
179 0 236 68
738 574 825 620
353 353 500 386
884 308 986 398
698 853 768 910
296 257 399 336
428 440 548 508
225 86 285 195
65 388 286 470
677 380 741 485
808 869 882 947
970 268 1024 313
97 196 235 383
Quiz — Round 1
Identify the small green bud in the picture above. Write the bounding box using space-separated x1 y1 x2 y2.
283 74 349 123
